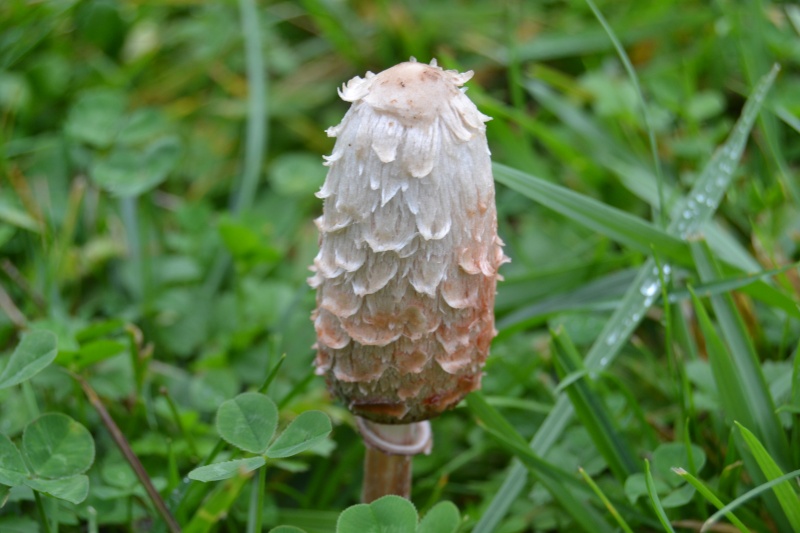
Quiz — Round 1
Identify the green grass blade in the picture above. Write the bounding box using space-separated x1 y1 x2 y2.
669 64 780 239
232 0 268 215
733 2 800 205
203 0 269 296
524 79 670 210
466 392 580 486
473 463 526 532
522 76 772 276
507 11 710 63
775 104 800 135
584 0 665 226
258 354 287 394
792 342 800 410
690 240 793 530
645 459 676 533
183 469 252 533
501 259 800 339
688 284 761 432
467 393 615 533
672 467 750 533
735 422 800 530
792 343 800 467
493 164 690 264
690 240 790 465
701 222 761 272
738 280 800 319
477 64 780 533
496 260 628 314
475 259 665 533
703 469 800 533
532 472 614 533
551 328 639 481
497 268 632 335
300 0 362 64
579 467 636 533
668 261 800 312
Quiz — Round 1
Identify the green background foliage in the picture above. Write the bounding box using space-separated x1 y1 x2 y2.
1 0 799 531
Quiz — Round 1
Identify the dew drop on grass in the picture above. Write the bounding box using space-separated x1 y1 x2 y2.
639 281 659 298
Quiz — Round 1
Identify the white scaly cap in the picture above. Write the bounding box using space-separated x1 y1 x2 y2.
309 58 508 424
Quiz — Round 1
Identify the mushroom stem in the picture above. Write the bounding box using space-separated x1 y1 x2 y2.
357 417 432 502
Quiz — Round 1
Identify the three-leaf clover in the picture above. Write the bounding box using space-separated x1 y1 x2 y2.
268 495 462 533
188 392 332 482
0 413 96 505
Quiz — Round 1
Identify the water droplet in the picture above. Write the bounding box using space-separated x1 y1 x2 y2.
606 330 619 345
640 282 659 297
599 357 609 367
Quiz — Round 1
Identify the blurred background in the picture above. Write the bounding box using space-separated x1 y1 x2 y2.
1 0 799 531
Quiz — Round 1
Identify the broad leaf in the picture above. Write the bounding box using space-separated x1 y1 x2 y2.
0 434 28 486
25 475 89 504
0 330 58 390
64 89 127 148
22 413 95 478
216 392 278 454
0 516 40 533
187 456 265 482
336 495 417 533
90 136 182 197
266 411 331 459
418 501 460 533
652 442 706 488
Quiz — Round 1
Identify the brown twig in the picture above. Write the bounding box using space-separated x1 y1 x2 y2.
73 373 181 533
1 259 46 311
0 281 26 328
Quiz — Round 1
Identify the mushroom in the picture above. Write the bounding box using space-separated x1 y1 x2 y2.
309 58 507 501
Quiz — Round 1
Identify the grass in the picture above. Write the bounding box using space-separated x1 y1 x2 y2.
1 0 799 532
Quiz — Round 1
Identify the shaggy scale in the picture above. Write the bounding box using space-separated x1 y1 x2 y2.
309 59 507 423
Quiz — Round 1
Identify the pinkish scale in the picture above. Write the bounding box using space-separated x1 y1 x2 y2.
309 58 508 424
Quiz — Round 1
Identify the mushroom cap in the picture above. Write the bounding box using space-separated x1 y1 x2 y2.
361 61 468 126
310 59 507 424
